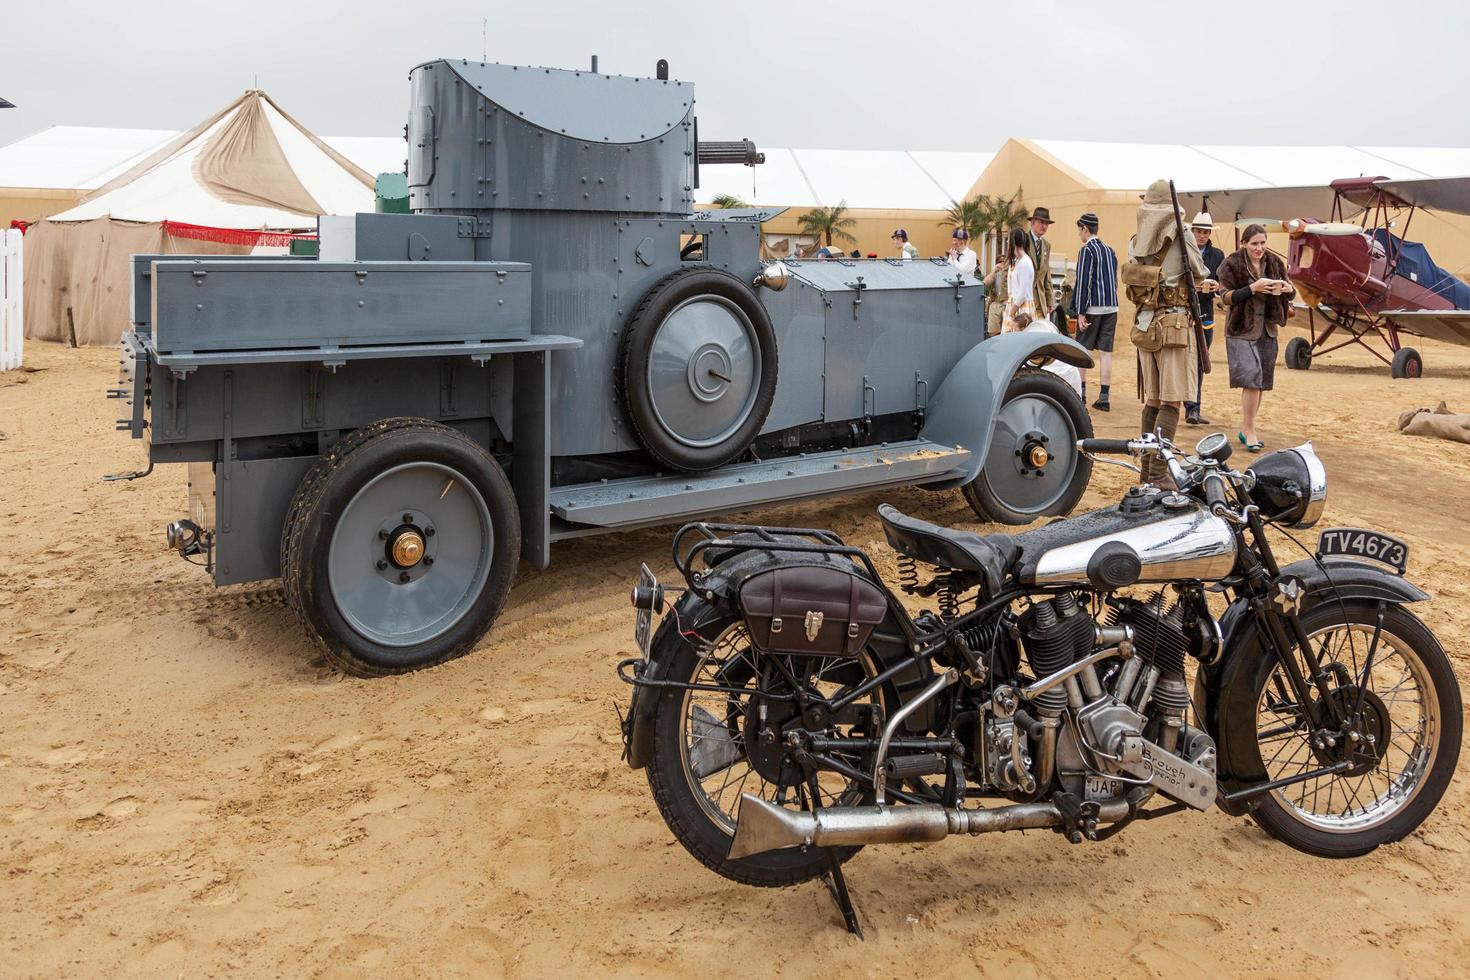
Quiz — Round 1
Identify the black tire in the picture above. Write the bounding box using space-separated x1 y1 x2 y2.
962 368 1093 525
617 268 779 472
644 605 884 887
281 419 520 677
1284 335 1313 371
1244 601 1460 857
1391 346 1423 379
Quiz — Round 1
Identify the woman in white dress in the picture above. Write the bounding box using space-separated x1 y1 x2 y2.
1002 226 1036 332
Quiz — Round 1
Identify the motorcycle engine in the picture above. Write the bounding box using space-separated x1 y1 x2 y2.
992 590 1220 809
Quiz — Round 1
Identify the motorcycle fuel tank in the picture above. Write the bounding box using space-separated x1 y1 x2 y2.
1016 492 1237 587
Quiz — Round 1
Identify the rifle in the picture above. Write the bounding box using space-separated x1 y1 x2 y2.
1168 179 1211 376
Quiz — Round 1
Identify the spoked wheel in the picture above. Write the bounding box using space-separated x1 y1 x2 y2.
645 607 889 886
282 418 520 677
1246 601 1460 857
962 368 1093 525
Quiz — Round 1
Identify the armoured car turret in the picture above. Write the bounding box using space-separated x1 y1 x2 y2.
111 56 1095 676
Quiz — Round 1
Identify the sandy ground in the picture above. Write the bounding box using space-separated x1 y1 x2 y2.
3 328 1470 978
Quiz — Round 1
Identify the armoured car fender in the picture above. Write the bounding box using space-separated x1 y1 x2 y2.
1196 557 1429 814
920 333 1093 489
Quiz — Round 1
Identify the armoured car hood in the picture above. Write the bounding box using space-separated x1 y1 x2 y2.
428 59 693 144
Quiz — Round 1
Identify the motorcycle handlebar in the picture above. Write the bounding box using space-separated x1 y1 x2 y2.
1078 438 1137 455
1202 471 1230 509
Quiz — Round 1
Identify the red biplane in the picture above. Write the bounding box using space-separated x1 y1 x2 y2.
1187 176 1470 378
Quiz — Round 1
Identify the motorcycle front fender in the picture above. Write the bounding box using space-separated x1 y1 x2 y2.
1196 557 1430 814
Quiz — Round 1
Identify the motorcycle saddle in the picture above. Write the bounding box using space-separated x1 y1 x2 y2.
876 504 1019 594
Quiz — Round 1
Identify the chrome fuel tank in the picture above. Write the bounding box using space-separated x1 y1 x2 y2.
1016 493 1237 587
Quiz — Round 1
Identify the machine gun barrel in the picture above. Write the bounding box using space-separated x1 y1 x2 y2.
696 140 765 166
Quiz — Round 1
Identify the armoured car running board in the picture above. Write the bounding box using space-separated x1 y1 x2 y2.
548 439 971 529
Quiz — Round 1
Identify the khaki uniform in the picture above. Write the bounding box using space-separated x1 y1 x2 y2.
1131 232 1207 404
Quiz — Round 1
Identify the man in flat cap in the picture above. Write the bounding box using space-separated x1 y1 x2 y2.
1125 180 1216 482
1073 212 1119 411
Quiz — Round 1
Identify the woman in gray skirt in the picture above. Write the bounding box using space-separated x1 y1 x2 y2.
1217 224 1295 451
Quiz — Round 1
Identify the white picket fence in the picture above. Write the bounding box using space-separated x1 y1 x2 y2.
1 228 21 370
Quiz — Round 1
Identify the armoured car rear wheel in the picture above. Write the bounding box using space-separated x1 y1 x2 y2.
282 419 520 677
962 368 1093 525
618 268 779 472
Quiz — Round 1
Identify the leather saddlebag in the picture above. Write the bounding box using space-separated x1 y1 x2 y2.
739 566 887 657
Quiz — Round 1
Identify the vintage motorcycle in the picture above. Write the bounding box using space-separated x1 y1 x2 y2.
617 432 1460 934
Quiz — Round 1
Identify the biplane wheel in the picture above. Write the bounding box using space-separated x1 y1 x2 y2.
1284 336 1313 371
1391 347 1423 380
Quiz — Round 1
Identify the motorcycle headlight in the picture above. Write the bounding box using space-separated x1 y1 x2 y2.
1247 442 1327 529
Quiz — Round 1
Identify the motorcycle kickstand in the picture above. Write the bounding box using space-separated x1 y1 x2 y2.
822 847 863 939
803 771 863 939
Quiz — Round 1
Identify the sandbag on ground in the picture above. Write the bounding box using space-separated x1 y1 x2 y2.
1398 402 1470 445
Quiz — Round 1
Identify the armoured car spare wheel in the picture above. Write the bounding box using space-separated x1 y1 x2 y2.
618 268 779 472
281 418 520 677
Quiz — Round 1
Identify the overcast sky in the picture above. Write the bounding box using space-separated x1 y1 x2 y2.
3 0 1468 150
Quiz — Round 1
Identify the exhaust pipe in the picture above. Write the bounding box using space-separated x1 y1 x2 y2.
727 793 1130 859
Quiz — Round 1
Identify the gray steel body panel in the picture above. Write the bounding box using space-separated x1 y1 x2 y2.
151 335 580 372
150 260 532 354
213 456 318 585
407 60 693 217
549 439 971 530
131 253 298 334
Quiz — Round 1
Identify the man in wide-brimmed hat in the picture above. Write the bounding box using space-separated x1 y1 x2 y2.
1126 180 1217 482
1027 206 1055 318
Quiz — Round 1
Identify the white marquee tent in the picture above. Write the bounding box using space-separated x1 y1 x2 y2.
25 90 378 345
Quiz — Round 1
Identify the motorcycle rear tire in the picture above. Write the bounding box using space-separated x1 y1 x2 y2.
644 603 879 887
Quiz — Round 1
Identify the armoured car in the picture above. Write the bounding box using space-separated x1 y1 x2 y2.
110 57 1094 675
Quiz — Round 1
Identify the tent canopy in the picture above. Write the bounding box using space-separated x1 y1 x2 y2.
49 90 374 230
694 147 994 210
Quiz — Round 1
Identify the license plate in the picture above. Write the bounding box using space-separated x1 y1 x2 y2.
1316 527 1408 574
1085 775 1122 801
634 563 658 657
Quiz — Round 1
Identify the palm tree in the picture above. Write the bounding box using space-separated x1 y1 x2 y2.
940 195 988 242
980 187 1028 262
710 193 749 209
796 200 857 248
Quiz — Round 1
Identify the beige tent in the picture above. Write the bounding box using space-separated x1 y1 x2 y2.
24 90 374 346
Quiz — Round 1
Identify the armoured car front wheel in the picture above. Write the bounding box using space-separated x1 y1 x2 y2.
962 368 1093 525
281 419 520 677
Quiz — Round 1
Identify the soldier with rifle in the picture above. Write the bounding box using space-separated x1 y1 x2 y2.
1121 179 1216 484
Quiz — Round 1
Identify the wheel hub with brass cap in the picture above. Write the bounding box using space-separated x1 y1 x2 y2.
372 509 438 585
390 528 425 568
1015 429 1054 478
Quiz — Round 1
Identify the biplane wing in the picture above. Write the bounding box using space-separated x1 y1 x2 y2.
1371 177 1470 217
1378 310 1470 346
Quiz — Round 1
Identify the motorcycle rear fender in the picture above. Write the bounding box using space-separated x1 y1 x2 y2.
1195 557 1429 815
920 332 1093 490
624 592 728 770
